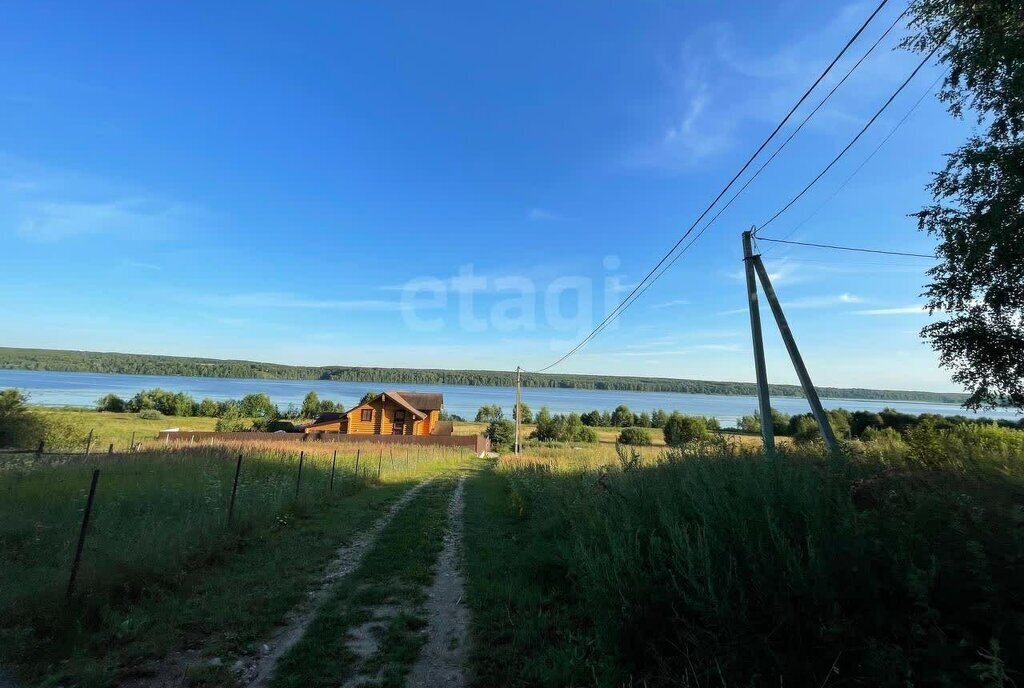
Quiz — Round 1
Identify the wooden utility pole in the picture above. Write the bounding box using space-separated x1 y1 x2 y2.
751 255 840 454
514 366 522 455
742 229 775 453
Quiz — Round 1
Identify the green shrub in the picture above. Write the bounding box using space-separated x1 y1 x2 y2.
0 389 47 448
197 398 220 417
498 445 1024 686
238 393 276 419
127 388 196 417
476 404 504 423
137 409 163 421
532 408 598 443
215 407 248 432
486 419 515 450
663 413 713 447
617 427 652 446
95 393 127 413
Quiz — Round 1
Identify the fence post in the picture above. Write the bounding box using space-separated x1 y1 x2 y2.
67 469 100 600
377 448 383 481
129 431 136 453
354 449 361 477
228 454 243 525
108 443 114 454
295 451 305 499
37 439 44 457
330 450 337 494
84 429 94 455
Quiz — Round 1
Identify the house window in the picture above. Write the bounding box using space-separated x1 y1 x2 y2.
394 409 406 422
361 409 373 422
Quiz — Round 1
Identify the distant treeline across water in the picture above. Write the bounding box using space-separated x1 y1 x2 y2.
0 346 970 405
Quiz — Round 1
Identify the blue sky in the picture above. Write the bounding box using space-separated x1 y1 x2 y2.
0 1 969 391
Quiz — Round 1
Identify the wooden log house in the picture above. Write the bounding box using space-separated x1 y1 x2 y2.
303 391 452 437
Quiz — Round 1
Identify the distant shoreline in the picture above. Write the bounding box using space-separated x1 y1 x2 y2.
0 346 970 406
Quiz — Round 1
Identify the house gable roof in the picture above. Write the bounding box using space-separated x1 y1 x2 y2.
391 391 443 411
344 392 428 420
382 391 428 419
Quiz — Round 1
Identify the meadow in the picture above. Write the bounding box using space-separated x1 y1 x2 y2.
462 423 1024 687
0 438 476 687
4 403 1024 686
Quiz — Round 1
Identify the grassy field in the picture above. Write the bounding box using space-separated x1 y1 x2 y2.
461 427 1024 687
36 407 219 451
4 406 1024 687
0 440 477 687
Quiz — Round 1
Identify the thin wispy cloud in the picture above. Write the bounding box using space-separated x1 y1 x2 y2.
122 259 162 271
527 208 565 222
724 257 802 285
16 198 194 241
2 155 208 242
855 305 931 316
196 292 411 312
583 343 743 358
627 2 918 170
650 298 691 309
784 292 864 309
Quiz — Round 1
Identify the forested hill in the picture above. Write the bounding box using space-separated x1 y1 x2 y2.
0 347 969 404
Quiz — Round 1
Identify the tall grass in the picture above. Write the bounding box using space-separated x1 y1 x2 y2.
486 427 1024 686
0 443 474 627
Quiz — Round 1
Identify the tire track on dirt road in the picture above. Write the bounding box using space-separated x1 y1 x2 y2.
405 476 469 688
242 479 432 688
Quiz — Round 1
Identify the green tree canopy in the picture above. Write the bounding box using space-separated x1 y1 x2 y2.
359 391 382 406
96 393 126 413
238 393 277 418
904 0 1024 409
617 427 652 446
610 405 633 427
663 413 714 447
512 402 533 424
300 391 321 419
475 404 504 423
485 419 515 451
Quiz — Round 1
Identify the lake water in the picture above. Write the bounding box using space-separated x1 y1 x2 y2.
2 369 1019 427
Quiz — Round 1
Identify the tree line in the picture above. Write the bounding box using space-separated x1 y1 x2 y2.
95 389 345 432
0 346 972 404
736 406 1024 442
476 402 719 431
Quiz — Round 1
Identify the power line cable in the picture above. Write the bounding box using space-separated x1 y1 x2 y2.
530 0 893 373
765 68 946 254
608 8 915 319
755 36 946 235
755 236 937 258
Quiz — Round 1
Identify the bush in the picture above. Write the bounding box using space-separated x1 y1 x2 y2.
215 407 249 432
238 393 277 419
0 389 47 448
617 427 652 446
476 404 504 423
95 393 127 412
610 405 633 427
253 418 299 432
532 408 598 443
500 444 1024 686
512 402 533 424
197 398 220 417
486 419 515 451
663 413 713 447
137 409 163 421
